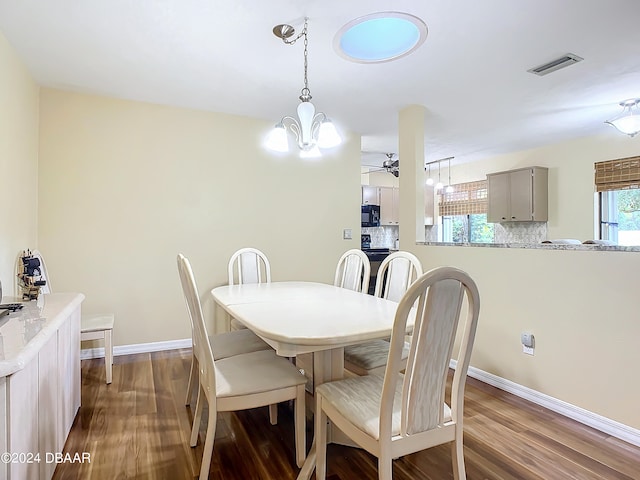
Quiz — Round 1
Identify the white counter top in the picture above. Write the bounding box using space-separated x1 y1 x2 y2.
0 293 84 377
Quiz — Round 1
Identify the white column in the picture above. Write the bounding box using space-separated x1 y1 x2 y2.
398 105 426 245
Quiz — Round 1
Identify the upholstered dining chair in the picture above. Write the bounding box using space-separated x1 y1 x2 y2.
227 247 271 331
31 250 115 384
315 266 481 480
334 248 370 293
177 254 307 479
343 251 422 376
182 280 272 407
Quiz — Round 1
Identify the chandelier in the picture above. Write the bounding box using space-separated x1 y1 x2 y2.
605 99 640 137
265 18 342 158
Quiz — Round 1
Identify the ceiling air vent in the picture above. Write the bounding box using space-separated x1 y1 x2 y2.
527 53 584 76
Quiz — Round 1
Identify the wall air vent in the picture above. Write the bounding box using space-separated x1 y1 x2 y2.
527 53 584 76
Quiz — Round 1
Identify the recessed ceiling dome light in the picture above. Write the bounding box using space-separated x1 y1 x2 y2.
334 12 428 63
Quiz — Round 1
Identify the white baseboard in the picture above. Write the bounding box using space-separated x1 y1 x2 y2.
451 360 640 447
80 338 191 360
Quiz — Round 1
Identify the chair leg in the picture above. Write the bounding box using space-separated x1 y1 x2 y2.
105 329 113 384
269 404 278 425
452 431 466 480
185 354 197 406
378 456 392 480
190 386 204 447
315 394 328 480
294 385 306 468
199 405 217 480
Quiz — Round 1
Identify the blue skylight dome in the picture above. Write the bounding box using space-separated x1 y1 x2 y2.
335 12 428 63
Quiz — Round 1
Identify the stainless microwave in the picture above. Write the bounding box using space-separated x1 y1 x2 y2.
361 205 380 227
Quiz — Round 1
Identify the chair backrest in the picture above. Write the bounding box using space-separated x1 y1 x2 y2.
177 254 217 408
381 266 480 439
374 251 423 302
334 249 370 293
228 248 272 285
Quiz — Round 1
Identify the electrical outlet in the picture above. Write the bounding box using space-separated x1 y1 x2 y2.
522 345 535 355
343 228 352 240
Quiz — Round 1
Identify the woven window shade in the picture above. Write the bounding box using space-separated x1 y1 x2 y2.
595 156 640 192
439 180 488 216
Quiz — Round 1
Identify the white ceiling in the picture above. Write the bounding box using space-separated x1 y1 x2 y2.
1 0 639 169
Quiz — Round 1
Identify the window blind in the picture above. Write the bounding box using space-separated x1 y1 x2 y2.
595 156 640 192
439 180 488 216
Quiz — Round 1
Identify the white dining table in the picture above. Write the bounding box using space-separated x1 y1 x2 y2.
210 281 407 480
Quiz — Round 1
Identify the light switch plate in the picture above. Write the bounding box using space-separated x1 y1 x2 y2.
343 228 352 240
522 345 534 355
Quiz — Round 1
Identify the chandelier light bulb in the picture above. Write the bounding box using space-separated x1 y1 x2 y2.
317 119 341 148
265 122 289 152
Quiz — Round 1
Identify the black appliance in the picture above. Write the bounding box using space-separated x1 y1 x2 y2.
360 234 390 295
361 204 380 227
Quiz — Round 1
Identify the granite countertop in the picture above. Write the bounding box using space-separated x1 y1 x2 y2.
0 292 84 377
417 241 640 252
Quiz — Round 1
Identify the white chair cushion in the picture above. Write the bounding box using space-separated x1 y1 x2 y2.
344 339 410 371
316 374 451 440
81 313 114 332
209 329 271 360
215 350 306 398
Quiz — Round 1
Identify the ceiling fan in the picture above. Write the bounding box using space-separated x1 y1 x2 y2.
362 152 400 177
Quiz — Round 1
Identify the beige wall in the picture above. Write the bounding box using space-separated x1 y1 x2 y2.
408 135 640 429
38 89 361 345
0 32 39 296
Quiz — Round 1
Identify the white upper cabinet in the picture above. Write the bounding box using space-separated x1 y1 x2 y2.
487 167 548 222
361 185 380 205
379 187 399 225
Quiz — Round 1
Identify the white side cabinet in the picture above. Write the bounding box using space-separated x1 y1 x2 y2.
0 293 83 480
487 166 548 222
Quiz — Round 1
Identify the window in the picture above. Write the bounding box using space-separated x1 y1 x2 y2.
438 180 495 243
599 190 640 245
595 156 640 246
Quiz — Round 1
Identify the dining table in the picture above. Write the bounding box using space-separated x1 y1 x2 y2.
210 281 408 480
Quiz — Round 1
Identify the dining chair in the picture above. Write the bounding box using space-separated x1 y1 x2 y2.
31 250 115 384
334 248 370 293
227 247 271 330
343 251 422 376
177 254 307 479
298 248 372 391
182 288 272 407
315 266 481 480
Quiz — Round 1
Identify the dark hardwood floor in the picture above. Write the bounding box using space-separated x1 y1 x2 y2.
53 349 640 479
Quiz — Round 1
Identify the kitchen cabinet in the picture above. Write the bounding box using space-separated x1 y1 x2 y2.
361 185 380 205
487 166 548 222
379 187 399 225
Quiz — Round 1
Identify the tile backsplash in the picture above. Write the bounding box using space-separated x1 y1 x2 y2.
362 225 399 248
425 221 547 244
494 222 547 244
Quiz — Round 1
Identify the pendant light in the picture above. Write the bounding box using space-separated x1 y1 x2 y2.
265 18 342 157
426 163 434 185
445 157 455 193
435 161 443 191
